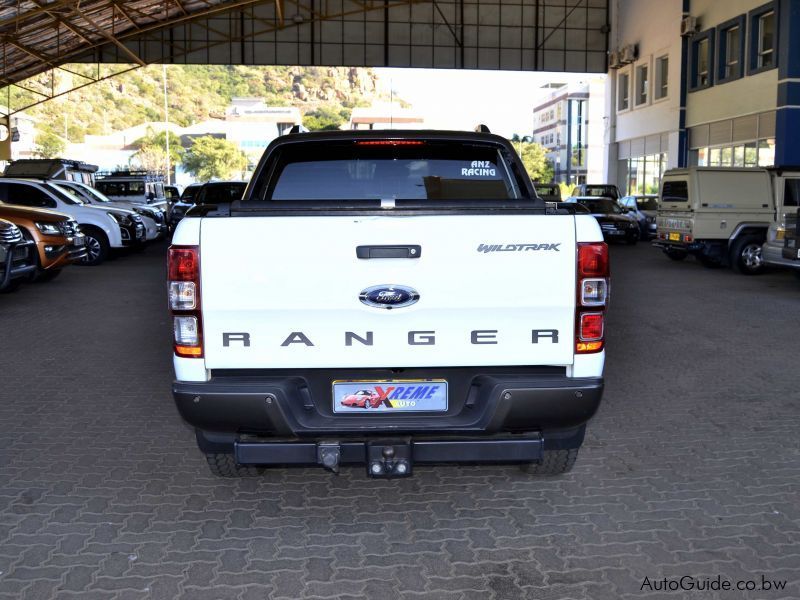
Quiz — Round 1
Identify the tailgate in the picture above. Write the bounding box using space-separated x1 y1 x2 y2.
200 214 576 369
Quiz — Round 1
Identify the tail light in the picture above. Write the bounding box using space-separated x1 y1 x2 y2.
168 245 203 358
576 242 609 354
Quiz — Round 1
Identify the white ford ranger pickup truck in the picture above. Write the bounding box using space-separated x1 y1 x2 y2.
169 130 608 478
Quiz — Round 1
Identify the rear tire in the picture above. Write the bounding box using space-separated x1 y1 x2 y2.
730 235 765 275
664 248 687 261
205 453 264 478
519 448 579 476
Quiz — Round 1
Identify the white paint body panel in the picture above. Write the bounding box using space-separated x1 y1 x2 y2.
199 214 578 369
171 213 606 381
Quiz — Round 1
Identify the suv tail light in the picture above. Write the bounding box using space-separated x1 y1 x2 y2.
576 242 609 354
168 245 202 358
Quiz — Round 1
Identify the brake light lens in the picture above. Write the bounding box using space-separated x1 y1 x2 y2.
579 313 604 341
168 245 202 358
168 247 198 280
576 242 609 354
354 140 425 146
578 243 609 277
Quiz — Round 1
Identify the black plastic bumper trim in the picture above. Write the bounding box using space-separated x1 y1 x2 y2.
174 368 603 436
233 436 542 465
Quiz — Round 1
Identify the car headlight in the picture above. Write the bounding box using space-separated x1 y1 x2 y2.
108 212 132 226
35 222 62 236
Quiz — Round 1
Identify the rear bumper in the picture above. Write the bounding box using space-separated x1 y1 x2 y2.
173 367 603 437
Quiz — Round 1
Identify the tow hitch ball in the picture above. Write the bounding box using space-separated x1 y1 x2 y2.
367 442 412 478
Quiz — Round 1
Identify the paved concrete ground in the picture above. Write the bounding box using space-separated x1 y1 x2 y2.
1 242 798 600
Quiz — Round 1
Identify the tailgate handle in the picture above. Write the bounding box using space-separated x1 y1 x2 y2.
356 245 421 259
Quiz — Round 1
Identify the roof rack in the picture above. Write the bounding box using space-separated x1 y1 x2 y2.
95 169 164 181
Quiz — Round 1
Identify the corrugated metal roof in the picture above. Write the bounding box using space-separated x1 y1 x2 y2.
0 0 266 85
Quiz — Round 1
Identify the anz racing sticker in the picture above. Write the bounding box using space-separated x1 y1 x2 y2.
332 380 448 413
461 160 497 177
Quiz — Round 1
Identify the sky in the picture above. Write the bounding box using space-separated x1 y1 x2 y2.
373 68 598 138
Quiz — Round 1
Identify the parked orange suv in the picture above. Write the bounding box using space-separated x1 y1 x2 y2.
0 204 87 280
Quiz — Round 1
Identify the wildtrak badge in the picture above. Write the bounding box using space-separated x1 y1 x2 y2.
478 243 561 253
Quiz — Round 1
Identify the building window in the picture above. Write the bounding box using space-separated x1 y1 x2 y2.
654 55 669 100
569 99 586 168
618 72 630 111
635 64 649 106
623 153 666 195
758 12 775 67
692 139 775 168
690 30 714 91
717 16 746 83
697 39 710 85
749 7 776 73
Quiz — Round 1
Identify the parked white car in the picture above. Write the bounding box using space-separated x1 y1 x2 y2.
95 172 169 216
52 180 167 241
0 178 145 265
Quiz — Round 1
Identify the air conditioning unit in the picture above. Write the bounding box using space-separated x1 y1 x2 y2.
608 51 622 69
680 16 698 37
620 44 639 64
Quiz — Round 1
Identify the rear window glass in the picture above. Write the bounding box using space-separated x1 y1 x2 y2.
636 197 659 210
181 185 201 201
199 183 247 204
576 198 622 214
96 181 146 196
264 142 525 201
662 180 689 203
784 179 800 207
583 186 618 199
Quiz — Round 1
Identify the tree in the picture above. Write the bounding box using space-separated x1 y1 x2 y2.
130 145 169 177
516 140 555 183
132 128 185 168
182 136 248 182
33 130 66 158
302 106 350 131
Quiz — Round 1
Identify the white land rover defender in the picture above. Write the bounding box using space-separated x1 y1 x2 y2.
169 130 608 478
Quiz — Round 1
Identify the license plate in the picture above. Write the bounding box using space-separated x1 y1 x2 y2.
669 232 681 241
333 380 448 413
72 236 85 247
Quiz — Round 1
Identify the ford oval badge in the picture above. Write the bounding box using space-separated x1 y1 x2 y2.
359 285 419 309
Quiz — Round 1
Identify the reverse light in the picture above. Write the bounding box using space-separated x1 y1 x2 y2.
174 316 200 345
168 245 202 358
576 242 609 354
169 281 197 310
581 279 608 306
